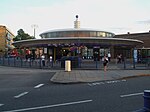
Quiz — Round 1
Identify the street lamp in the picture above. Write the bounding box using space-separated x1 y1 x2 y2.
31 24 38 38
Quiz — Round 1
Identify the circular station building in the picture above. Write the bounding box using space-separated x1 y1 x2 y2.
13 15 143 62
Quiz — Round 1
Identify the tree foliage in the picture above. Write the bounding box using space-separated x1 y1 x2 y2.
13 29 35 41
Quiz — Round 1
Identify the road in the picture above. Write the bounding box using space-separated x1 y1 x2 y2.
0 69 150 112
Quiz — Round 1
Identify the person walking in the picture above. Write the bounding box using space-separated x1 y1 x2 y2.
117 54 122 63
103 55 109 72
108 52 111 62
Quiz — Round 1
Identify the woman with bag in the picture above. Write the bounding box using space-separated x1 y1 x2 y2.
103 55 109 72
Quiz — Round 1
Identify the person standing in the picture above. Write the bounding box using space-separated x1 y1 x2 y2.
41 54 45 67
49 55 53 67
103 55 109 72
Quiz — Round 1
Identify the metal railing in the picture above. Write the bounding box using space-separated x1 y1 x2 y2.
0 56 149 70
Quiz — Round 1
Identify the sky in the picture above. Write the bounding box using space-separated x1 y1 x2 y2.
1 0 150 38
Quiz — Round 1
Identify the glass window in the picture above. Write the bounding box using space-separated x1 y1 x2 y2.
78 31 90 37
97 31 105 37
106 33 112 37
56 32 60 37
82 47 87 57
88 49 93 57
48 33 51 38
99 32 103 37
52 32 56 37
65 31 74 37
102 32 106 37
74 31 79 37
97 32 100 37
45 34 48 38
90 31 97 37
55 32 59 37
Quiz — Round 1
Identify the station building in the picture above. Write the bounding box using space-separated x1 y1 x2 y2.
13 16 144 61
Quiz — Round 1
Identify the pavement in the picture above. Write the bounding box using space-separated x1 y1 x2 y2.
50 69 150 84
0 66 150 84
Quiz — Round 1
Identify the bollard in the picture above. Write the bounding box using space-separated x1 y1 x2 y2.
135 90 150 112
143 90 150 111
65 60 71 72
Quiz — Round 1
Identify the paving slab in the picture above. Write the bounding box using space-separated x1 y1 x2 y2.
50 70 150 84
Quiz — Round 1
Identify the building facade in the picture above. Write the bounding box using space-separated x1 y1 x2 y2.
115 32 150 48
115 32 150 61
0 25 15 56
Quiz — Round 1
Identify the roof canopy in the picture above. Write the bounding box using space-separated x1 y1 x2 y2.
13 37 143 48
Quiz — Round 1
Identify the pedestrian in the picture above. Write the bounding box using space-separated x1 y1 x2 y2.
117 54 122 63
108 52 111 62
49 55 53 67
102 55 109 72
41 54 45 67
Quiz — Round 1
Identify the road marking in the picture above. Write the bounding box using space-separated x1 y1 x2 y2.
106 80 120 84
0 104 4 107
88 79 126 86
88 82 104 86
3 99 92 112
14 92 29 99
120 92 143 98
34 84 44 89
122 79 126 82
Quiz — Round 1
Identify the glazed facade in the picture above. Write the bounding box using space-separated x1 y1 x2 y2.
40 29 115 38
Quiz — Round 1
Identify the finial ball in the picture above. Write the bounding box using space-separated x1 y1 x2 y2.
76 15 79 19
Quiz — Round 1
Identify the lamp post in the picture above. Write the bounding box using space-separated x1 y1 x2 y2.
31 24 38 38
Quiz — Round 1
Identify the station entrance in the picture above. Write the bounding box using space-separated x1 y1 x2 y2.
45 45 111 62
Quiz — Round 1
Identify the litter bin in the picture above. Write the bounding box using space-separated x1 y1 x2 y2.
65 60 71 72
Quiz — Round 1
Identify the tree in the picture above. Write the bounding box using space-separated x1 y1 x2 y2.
13 29 35 41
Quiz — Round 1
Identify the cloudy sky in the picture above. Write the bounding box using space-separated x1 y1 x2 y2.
1 0 150 38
